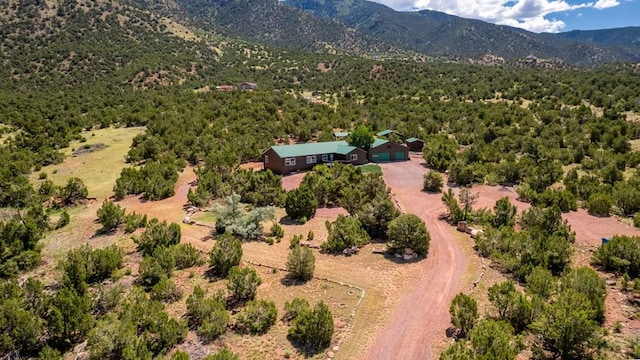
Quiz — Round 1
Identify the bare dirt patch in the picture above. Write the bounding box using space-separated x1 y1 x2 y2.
239 161 263 171
119 167 197 224
564 209 640 247
281 173 306 191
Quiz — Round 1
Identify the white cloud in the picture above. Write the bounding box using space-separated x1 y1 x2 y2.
371 0 622 33
594 0 620 9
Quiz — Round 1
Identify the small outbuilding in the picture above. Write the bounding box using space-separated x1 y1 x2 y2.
405 137 424 152
376 129 404 139
368 138 409 162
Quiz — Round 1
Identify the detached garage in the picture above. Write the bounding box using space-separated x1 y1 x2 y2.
406 137 424 152
368 139 409 162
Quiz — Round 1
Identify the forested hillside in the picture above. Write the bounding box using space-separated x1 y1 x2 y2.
553 26 640 49
2 0 640 358
284 0 640 66
125 0 404 56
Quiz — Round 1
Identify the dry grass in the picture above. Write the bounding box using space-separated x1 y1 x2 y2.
180 207 440 359
164 261 360 360
29 126 145 199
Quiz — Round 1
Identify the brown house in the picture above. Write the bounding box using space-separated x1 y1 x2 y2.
406 137 424 152
263 141 367 175
238 82 259 90
368 138 410 162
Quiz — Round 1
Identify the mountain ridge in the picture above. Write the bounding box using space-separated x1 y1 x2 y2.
283 0 640 65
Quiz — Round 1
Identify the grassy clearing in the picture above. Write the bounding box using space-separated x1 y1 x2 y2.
359 164 382 175
29 126 145 199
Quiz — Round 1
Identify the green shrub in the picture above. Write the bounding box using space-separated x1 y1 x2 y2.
356 193 400 239
59 177 88 206
290 234 302 249
587 193 613 216
186 286 227 326
124 212 147 233
38 346 61 360
515 182 536 203
204 349 239 360
634 213 640 228
321 215 370 254
449 293 478 337
236 299 277 334
55 211 70 229
209 232 242 277
150 278 183 303
307 230 314 241
271 223 285 239
283 297 311 322
97 201 126 234
174 243 203 269
227 266 261 303
285 185 317 221
134 219 181 255
387 214 431 257
593 235 640 277
423 171 443 192
61 244 123 291
213 193 276 239
139 247 175 287
286 245 315 282
288 301 334 349
197 303 229 342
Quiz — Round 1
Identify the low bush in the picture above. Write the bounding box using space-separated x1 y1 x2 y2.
150 278 183 303
174 243 203 269
236 299 277 334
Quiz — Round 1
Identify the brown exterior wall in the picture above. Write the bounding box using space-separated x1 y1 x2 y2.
407 140 424 152
263 148 286 174
335 148 368 165
263 148 368 175
368 142 409 162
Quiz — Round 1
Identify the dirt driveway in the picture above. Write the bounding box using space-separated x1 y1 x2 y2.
362 155 469 360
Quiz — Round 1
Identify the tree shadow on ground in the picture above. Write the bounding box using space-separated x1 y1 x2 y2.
280 275 311 287
286 336 326 358
382 252 422 264
279 216 302 225
203 268 225 282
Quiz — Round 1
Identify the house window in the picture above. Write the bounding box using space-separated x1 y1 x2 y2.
285 158 296 166
264 155 269 164
350 154 358 161
322 154 328 162
306 155 317 164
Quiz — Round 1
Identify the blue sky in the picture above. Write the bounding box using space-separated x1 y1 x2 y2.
370 0 640 33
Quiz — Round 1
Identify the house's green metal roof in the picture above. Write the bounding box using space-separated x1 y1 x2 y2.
376 129 394 137
270 141 358 158
370 138 390 149
333 131 350 138
335 145 356 155
406 137 422 143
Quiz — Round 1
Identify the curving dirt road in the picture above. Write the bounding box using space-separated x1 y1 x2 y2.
362 156 468 360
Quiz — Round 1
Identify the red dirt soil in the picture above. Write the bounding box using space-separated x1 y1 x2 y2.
466 184 640 247
281 172 306 191
362 156 468 360
119 167 196 224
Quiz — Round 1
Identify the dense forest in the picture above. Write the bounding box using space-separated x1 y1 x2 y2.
2 0 640 358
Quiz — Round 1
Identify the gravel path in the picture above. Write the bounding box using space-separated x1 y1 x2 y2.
362 156 468 360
